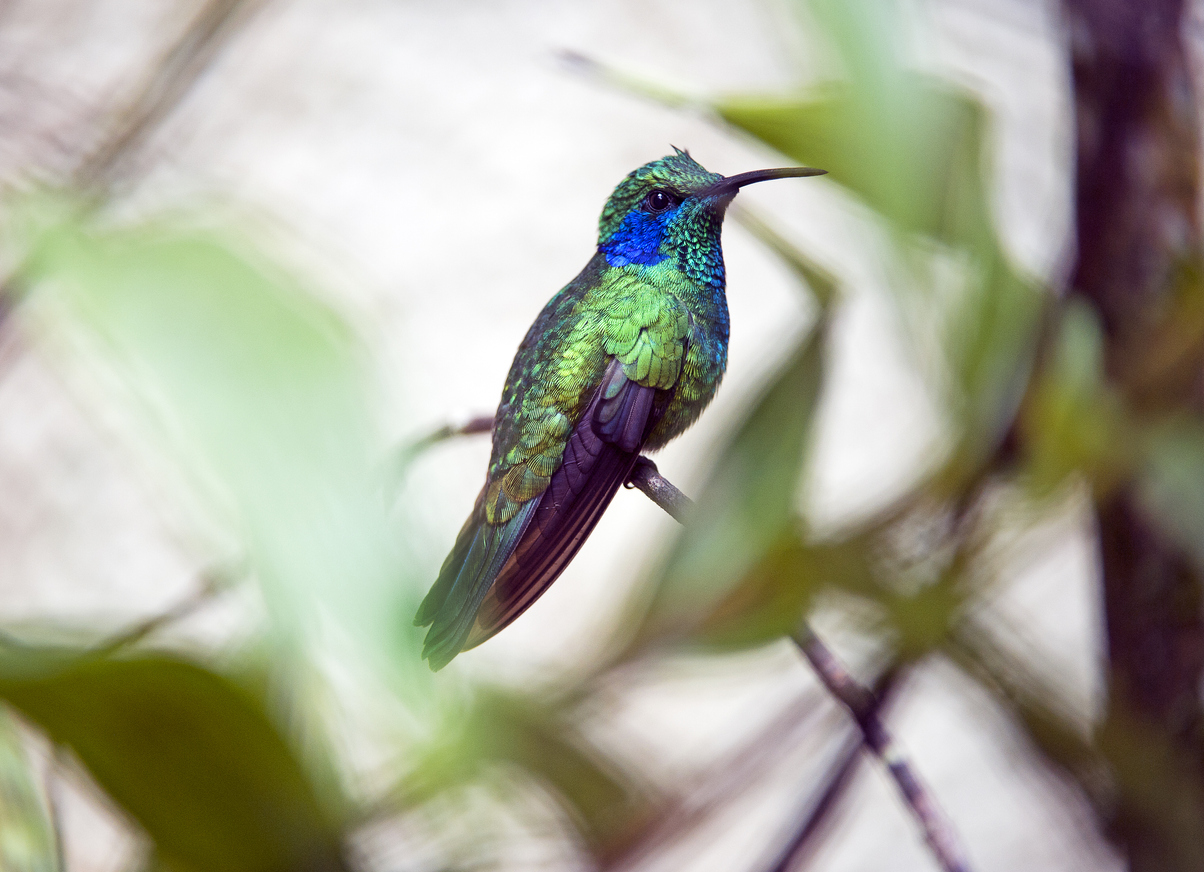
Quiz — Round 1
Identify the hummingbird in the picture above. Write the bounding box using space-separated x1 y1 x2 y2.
415 149 824 669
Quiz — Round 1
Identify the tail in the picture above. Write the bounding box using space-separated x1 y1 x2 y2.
414 494 539 670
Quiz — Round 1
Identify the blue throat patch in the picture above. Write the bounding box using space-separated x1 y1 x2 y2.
599 210 669 267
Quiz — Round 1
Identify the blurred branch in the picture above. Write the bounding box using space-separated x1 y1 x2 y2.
0 0 270 335
633 455 972 871
601 688 834 871
1060 1 1204 867
792 627 971 872
946 623 1108 813
387 415 494 496
396 414 493 461
762 669 901 872
91 565 230 658
732 207 838 310
558 50 704 111
74 0 270 194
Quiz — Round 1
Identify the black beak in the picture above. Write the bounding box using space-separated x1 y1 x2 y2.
699 166 827 200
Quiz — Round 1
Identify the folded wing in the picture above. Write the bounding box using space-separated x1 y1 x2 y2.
415 358 668 668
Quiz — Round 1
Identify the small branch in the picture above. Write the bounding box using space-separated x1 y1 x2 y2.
624 456 692 522
624 454 973 872
91 564 231 657
793 627 971 872
74 0 270 194
388 415 494 496
763 669 900 872
403 415 494 457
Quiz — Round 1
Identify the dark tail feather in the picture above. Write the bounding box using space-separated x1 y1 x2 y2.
416 497 539 670
465 442 639 647
414 487 485 628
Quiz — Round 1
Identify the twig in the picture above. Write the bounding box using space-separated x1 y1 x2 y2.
762 669 900 872
792 627 971 872
91 565 231 657
625 456 692 522
400 415 494 458
387 415 494 496
626 457 973 872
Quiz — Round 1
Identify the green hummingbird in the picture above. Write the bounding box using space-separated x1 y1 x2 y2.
416 149 824 669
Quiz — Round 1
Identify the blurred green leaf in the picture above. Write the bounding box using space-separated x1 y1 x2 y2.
719 0 989 247
0 707 56 872
405 689 647 859
886 582 962 658
1136 417 1204 574
687 529 876 651
719 81 988 246
632 320 827 647
940 252 1043 479
1021 299 1128 495
718 0 1044 482
0 643 346 872
23 207 423 689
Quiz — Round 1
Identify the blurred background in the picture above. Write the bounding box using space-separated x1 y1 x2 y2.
0 0 1200 870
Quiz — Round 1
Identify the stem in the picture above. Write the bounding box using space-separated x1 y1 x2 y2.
761 669 900 872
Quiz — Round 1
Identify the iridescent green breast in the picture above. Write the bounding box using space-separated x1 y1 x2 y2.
484 253 726 525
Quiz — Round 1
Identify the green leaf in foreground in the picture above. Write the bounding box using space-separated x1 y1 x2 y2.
405 689 648 860
24 209 422 689
0 645 346 872
0 707 56 872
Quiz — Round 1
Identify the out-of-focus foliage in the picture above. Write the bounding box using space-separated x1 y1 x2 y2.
0 707 55 872
1019 300 1128 496
635 319 828 648
404 689 650 857
0 199 423 868
22 203 423 687
717 0 1042 480
0 640 345 872
2 0 1202 868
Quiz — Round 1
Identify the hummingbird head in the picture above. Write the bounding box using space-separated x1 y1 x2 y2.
596 148 824 275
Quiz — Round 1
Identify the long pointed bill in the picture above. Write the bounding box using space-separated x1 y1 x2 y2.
699 166 827 200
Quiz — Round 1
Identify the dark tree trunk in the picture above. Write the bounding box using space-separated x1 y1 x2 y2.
1062 1 1204 868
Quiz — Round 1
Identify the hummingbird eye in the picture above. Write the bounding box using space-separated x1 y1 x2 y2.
642 189 676 214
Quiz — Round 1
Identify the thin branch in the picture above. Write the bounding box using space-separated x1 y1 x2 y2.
627 457 973 872
91 564 231 657
762 669 901 872
625 456 691 522
387 415 494 496
399 415 493 459
792 627 971 872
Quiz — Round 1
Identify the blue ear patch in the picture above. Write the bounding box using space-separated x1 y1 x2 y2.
600 210 669 267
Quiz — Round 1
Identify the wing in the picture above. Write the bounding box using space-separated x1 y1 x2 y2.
464 359 672 649
416 360 671 669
